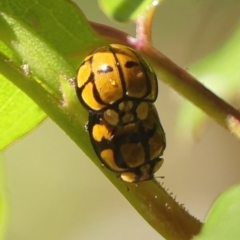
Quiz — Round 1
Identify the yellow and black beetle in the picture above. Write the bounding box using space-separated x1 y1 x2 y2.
76 44 158 126
75 44 166 182
86 104 166 183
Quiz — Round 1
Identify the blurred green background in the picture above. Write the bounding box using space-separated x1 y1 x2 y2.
2 0 240 239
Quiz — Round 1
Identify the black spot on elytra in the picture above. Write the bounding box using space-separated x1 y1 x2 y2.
125 61 139 68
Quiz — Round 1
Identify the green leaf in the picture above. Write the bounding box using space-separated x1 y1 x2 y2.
0 0 106 150
177 26 240 135
98 0 160 22
0 76 46 150
193 185 240 240
0 39 46 151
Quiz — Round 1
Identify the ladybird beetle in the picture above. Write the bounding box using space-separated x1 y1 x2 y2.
86 104 166 183
76 44 158 126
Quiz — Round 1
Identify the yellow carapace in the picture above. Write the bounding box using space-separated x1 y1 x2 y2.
75 44 166 183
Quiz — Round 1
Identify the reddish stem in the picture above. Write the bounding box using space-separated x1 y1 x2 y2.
90 22 240 137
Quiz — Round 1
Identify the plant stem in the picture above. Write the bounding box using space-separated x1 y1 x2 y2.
142 45 240 131
0 53 202 240
90 22 240 138
126 180 202 240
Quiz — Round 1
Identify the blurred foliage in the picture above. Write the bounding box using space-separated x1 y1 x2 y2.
98 0 162 22
193 185 240 240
